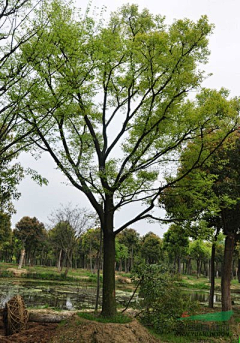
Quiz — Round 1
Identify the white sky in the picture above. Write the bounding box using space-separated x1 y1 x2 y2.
11 0 240 236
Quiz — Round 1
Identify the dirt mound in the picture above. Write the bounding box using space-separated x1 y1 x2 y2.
6 268 27 277
0 311 160 343
51 315 161 343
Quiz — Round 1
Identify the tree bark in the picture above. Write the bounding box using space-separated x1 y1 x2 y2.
95 228 102 312
237 259 240 283
28 310 74 323
101 212 116 317
221 234 235 311
57 249 62 272
18 249 25 269
209 243 216 308
196 259 200 278
177 257 181 274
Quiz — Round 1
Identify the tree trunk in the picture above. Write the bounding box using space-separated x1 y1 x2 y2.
101 215 116 317
28 310 74 323
237 259 240 283
221 234 235 311
177 257 181 274
130 247 134 270
18 249 25 269
196 260 200 278
57 249 62 272
64 250 72 277
209 243 216 308
95 228 102 312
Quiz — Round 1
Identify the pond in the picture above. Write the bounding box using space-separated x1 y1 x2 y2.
185 289 240 305
1 279 240 311
0 279 137 311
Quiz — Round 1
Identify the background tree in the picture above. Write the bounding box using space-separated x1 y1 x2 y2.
118 228 140 272
163 224 189 273
14 216 46 268
115 238 128 272
189 239 211 278
48 203 96 236
49 221 77 275
80 228 101 272
164 130 240 310
16 1 239 316
0 212 12 261
206 133 240 311
141 232 163 264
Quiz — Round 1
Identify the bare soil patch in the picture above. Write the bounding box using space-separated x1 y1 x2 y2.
0 321 58 343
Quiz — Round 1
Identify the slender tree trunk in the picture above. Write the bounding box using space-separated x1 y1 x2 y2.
177 257 181 274
119 259 122 272
95 228 103 312
57 249 62 272
101 214 116 317
216 262 219 278
221 234 235 311
90 240 93 273
209 243 216 308
130 247 134 270
197 260 200 278
64 250 72 277
237 259 240 283
18 249 25 269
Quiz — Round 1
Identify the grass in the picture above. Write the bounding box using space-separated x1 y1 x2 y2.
77 311 132 323
177 275 222 291
0 262 136 292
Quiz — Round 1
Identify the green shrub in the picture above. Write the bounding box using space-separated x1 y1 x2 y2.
0 270 14 277
88 273 102 283
136 264 199 334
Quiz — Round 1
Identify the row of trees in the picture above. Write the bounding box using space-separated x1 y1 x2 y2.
0 0 239 316
0 213 234 280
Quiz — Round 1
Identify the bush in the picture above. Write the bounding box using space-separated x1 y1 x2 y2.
0 270 14 277
136 264 199 334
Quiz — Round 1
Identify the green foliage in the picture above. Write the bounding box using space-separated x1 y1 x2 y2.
137 264 199 334
0 159 24 214
189 240 211 261
16 0 237 212
141 232 163 264
0 269 14 278
163 225 189 269
87 273 103 283
49 221 77 252
0 212 12 247
115 239 128 262
14 216 47 262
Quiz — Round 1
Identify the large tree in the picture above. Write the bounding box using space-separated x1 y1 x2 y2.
0 0 45 160
0 0 49 218
163 130 240 311
15 1 239 316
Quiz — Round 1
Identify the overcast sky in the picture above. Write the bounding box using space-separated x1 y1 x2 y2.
11 0 240 236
